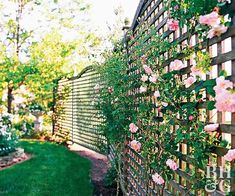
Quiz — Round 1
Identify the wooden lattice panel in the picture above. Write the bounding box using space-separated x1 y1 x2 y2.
125 0 235 195
54 66 106 152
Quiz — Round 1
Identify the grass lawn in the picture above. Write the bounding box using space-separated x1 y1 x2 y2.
0 141 93 196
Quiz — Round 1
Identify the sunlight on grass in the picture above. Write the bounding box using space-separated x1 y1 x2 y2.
0 141 93 196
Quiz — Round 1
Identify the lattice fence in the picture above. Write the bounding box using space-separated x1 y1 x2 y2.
53 66 106 152
122 0 235 195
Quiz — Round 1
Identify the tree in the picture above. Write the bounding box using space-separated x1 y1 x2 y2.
0 0 101 113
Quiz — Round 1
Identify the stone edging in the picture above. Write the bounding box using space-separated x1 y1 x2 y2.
0 148 28 169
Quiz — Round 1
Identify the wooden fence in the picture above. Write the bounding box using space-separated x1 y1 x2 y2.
122 0 235 195
53 66 106 152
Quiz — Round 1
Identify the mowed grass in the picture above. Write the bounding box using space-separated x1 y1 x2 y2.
0 141 93 196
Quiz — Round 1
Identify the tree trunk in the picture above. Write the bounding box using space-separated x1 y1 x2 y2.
7 87 13 113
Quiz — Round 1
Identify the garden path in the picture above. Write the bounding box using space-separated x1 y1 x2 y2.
69 144 117 195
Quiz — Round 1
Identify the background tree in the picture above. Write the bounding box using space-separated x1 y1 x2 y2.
0 0 101 113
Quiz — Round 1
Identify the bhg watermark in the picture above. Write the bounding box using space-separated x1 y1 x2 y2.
205 166 232 193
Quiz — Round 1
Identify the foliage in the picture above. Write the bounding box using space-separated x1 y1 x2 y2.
29 102 44 113
104 161 118 187
0 113 18 156
13 119 34 137
96 0 232 194
0 0 101 113
0 141 93 195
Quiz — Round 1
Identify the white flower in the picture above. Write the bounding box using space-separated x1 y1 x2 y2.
162 102 168 107
154 91 160 98
141 75 148 82
140 86 147 93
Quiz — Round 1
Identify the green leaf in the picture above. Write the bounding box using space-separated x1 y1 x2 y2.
207 101 215 110
203 79 216 87
219 70 227 77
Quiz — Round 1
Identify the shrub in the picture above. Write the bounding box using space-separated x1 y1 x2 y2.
0 113 18 156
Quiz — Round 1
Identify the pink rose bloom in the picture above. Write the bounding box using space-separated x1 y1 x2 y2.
207 24 228 39
149 74 157 83
215 90 235 112
170 59 186 71
199 11 220 26
204 123 219 132
143 64 153 75
94 84 100 93
152 173 165 185
130 140 141 152
129 123 138 133
167 19 179 31
141 74 148 82
213 76 233 93
108 86 114 93
189 116 194 121
154 90 160 98
224 149 235 162
166 159 178 171
174 5 179 10
191 65 203 78
184 76 196 88
140 86 147 93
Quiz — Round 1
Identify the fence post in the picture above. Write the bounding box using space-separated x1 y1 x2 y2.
122 20 130 194
72 79 74 142
52 79 58 135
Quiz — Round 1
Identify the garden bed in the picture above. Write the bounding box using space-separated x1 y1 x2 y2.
0 148 29 170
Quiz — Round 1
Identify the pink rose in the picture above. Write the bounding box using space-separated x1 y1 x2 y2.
108 86 114 93
184 76 196 88
141 75 148 82
152 173 165 185
143 64 153 75
167 19 179 31
213 76 233 93
162 102 168 107
149 74 157 83
154 90 160 98
130 140 141 152
189 116 194 121
199 11 220 26
191 65 203 78
170 59 186 71
129 123 138 133
174 5 179 10
166 159 178 171
215 90 235 112
140 86 147 93
204 123 219 132
224 149 235 162
207 24 228 39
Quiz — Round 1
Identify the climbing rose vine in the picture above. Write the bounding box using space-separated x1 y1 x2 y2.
96 0 234 194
